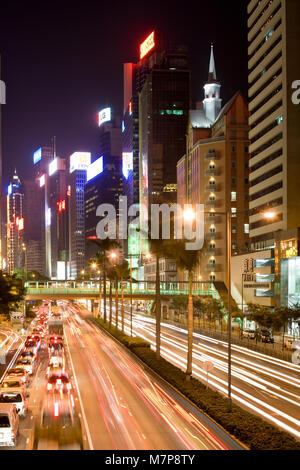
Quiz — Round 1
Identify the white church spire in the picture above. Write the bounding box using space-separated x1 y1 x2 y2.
203 44 222 123
208 43 217 82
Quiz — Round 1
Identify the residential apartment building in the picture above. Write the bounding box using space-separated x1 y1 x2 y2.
248 0 300 249
177 47 250 286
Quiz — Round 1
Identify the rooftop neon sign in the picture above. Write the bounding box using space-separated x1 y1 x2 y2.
140 31 155 60
86 156 104 182
33 147 42 165
98 107 111 127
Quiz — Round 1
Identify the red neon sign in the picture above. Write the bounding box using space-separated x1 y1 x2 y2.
140 31 155 60
57 200 66 213
129 101 132 115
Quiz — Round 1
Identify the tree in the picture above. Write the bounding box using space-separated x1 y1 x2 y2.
169 295 188 316
89 239 119 323
167 240 200 380
0 272 26 320
115 260 130 333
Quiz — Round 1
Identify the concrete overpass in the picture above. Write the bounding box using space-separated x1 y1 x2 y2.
25 280 220 301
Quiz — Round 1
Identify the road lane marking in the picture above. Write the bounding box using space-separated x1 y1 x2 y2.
64 324 94 450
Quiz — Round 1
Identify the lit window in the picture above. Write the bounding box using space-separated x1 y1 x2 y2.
276 115 283 125
231 208 237 217
244 224 250 234
231 191 237 202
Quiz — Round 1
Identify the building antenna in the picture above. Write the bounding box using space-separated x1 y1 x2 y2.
52 136 56 158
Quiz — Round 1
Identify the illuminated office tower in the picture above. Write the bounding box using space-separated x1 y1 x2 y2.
68 152 91 279
85 155 124 262
46 156 69 279
248 0 300 249
6 170 24 273
138 32 191 250
26 145 54 276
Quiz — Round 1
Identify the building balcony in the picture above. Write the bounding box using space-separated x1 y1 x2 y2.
205 214 221 224
206 184 220 192
205 248 221 256
205 150 219 160
205 232 221 240
205 199 220 208
205 264 221 272
205 168 219 177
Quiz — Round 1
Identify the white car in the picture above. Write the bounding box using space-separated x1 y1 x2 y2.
5 368 29 385
0 389 27 418
0 404 19 447
0 378 26 395
15 357 35 376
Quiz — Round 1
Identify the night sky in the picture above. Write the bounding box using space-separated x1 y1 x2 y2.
0 0 248 189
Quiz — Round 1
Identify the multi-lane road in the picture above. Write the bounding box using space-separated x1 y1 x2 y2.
107 305 300 441
0 306 242 450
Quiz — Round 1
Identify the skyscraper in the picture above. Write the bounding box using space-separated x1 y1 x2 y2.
69 152 91 279
6 170 24 273
85 155 124 262
248 0 300 249
139 42 191 216
46 156 68 279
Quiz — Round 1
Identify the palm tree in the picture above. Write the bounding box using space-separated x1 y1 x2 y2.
106 265 117 329
115 260 130 333
167 240 200 380
89 239 119 323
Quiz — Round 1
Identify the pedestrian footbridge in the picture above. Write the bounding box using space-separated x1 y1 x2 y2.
25 280 220 301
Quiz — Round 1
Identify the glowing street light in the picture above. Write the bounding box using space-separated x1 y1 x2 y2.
183 207 196 222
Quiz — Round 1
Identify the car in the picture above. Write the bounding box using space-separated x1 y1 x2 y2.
15 357 35 376
242 329 256 339
25 338 40 352
19 350 36 361
0 404 19 447
49 355 65 368
48 342 64 356
32 392 82 450
47 374 72 393
48 335 63 344
5 368 29 385
0 389 27 417
46 365 65 380
256 329 274 343
0 378 26 395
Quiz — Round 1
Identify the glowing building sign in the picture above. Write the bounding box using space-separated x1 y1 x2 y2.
7 184 12 195
33 147 42 165
16 217 24 231
98 107 111 127
57 200 66 213
46 208 52 227
69 152 91 173
49 158 58 176
86 156 104 182
39 174 45 187
140 31 155 60
122 152 133 179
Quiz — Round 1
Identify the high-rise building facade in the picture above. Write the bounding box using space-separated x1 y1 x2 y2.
85 155 124 262
69 152 91 279
6 170 24 273
139 43 191 217
46 157 69 279
248 0 300 249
